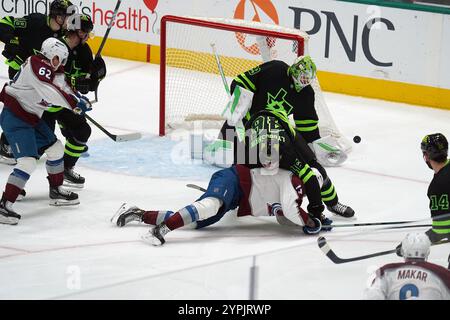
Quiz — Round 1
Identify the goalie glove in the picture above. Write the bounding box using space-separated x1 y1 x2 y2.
309 135 348 167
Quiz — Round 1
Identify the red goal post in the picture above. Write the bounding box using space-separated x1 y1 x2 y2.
159 15 351 153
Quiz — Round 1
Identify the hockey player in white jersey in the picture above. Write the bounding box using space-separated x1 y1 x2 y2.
0 38 92 225
112 164 333 246
364 233 450 300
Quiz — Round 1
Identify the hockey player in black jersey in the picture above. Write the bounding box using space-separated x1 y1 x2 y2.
206 56 354 218
421 133 449 243
0 0 74 164
397 133 450 256
42 13 106 188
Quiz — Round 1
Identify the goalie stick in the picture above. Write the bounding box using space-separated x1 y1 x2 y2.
318 236 449 264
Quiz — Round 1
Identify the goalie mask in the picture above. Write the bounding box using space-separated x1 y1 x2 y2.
288 55 317 92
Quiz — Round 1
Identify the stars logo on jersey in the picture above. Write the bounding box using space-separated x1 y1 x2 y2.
266 88 293 115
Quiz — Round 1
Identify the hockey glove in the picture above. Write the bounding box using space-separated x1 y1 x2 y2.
320 214 333 232
2 37 24 71
91 56 107 81
73 77 91 94
303 216 322 235
71 93 92 115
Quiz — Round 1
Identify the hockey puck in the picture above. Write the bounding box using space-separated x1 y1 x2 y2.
353 136 361 144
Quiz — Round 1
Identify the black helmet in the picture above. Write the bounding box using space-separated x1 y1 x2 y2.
67 14 93 33
421 133 448 161
49 0 73 18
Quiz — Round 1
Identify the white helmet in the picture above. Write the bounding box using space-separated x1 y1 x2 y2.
401 233 431 260
40 37 69 69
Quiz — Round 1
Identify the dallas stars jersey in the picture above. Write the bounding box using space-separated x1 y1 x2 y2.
0 13 62 78
364 261 450 300
231 60 319 143
60 38 95 93
244 109 323 216
426 160 450 243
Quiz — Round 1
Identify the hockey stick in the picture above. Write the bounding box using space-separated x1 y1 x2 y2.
210 43 230 97
186 184 206 192
84 112 141 143
94 0 123 102
318 236 449 264
210 43 245 142
331 219 430 228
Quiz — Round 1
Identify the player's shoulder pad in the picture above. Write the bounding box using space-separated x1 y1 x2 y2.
29 55 55 82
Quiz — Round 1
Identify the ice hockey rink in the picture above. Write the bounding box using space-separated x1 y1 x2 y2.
0 55 449 300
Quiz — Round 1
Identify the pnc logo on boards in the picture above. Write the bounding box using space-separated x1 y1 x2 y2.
233 0 279 55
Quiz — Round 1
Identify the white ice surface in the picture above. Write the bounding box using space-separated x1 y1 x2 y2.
0 55 449 300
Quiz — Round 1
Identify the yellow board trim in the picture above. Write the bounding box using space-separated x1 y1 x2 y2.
317 70 450 110
90 37 450 110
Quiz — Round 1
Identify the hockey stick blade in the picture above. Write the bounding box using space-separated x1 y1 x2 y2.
317 236 395 264
318 236 450 264
113 132 142 142
186 184 206 192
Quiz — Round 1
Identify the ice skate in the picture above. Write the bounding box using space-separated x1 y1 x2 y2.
49 186 80 206
327 202 355 218
142 223 170 246
0 200 21 225
63 167 85 188
111 203 145 227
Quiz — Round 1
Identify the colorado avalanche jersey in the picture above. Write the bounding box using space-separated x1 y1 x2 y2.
0 55 77 125
364 261 450 300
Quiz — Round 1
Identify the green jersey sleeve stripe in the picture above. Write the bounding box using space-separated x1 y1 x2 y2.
295 125 319 132
234 77 251 92
295 119 319 124
64 150 82 158
302 171 314 184
239 74 256 91
0 17 14 28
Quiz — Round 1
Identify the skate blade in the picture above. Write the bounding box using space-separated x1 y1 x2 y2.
0 215 20 225
63 180 84 189
110 203 127 226
49 199 80 206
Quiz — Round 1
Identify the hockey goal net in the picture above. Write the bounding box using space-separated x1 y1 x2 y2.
160 15 351 152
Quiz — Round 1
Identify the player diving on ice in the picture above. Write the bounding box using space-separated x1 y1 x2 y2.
112 164 333 246
112 107 338 246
